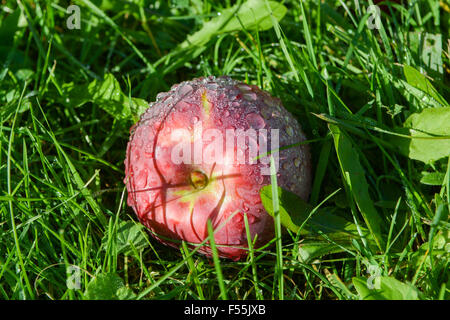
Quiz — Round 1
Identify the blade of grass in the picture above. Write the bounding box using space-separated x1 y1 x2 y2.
329 124 385 251
7 82 34 299
181 241 205 300
207 219 228 300
270 156 284 300
136 211 239 299
264 0 313 98
243 213 262 300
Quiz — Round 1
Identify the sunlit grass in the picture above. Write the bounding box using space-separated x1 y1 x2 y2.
0 0 448 300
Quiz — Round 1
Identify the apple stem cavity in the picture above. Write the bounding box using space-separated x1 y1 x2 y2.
190 170 209 190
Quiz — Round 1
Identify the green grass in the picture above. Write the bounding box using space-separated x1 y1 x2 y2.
0 0 449 300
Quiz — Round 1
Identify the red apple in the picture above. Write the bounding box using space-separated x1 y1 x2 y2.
124 76 311 260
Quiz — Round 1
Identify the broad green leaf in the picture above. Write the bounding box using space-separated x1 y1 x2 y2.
260 185 376 261
0 9 27 47
410 231 449 270
297 241 348 263
420 172 445 185
320 2 352 31
352 276 419 300
352 277 383 300
180 0 287 49
15 69 34 82
115 220 150 255
402 107 450 163
116 286 138 300
329 124 384 250
84 273 136 300
260 186 360 238
0 9 27 70
408 33 443 78
403 65 447 107
64 73 148 121
220 0 287 33
392 77 444 110
160 1 287 76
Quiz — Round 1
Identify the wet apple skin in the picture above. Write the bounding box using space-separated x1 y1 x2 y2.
124 76 311 260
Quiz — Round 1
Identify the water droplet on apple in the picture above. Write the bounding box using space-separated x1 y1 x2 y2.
246 113 265 129
286 126 294 137
261 107 272 119
243 92 257 101
264 96 279 108
246 213 256 224
206 82 219 90
237 84 251 92
156 92 166 101
144 151 154 158
256 175 264 185
135 169 148 188
233 212 243 223
166 95 175 104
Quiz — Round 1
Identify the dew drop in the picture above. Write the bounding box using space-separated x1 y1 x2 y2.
243 91 257 101
135 169 148 188
237 84 251 92
256 175 264 185
156 92 166 101
164 96 173 106
133 151 140 162
246 113 265 129
286 126 294 137
263 97 278 108
144 150 154 158
178 84 193 96
206 82 219 90
261 108 272 119
233 212 243 223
